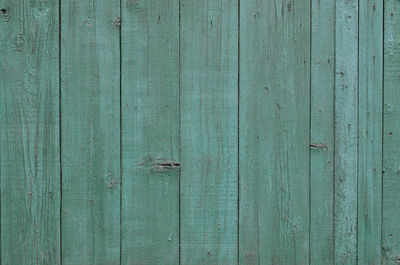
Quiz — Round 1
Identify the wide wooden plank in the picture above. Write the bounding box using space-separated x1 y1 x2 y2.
383 0 400 264
239 0 310 264
0 0 60 264
120 0 180 264
310 0 335 264
179 0 238 264
334 0 358 264
61 0 120 264
358 0 383 264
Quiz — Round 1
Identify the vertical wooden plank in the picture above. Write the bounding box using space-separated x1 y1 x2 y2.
358 0 383 264
383 0 400 264
121 0 179 264
310 0 335 263
239 0 310 264
0 0 60 263
61 0 120 264
334 0 358 264
180 0 238 264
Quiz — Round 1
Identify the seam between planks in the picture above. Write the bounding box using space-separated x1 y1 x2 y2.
381 1 385 264
333 0 337 263
237 0 240 264
178 0 182 264
309 0 312 263
119 0 122 263
356 0 360 263
59 0 63 263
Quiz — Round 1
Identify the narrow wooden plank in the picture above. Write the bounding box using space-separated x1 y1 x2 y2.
0 0 60 263
358 0 383 264
310 0 335 263
239 0 310 264
180 0 238 264
334 0 358 264
121 0 180 264
61 0 120 264
383 0 400 264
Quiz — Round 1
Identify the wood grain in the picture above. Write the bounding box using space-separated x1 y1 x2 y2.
179 0 238 264
121 0 180 264
0 0 60 264
310 0 335 263
383 0 400 264
239 0 311 264
61 0 121 264
0 1 394 264
334 0 359 264
358 0 383 264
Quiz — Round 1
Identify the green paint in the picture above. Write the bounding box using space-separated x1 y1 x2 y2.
121 0 180 264
0 0 394 264
179 0 238 264
334 0 358 264
61 0 120 264
239 0 310 264
383 0 400 264
358 0 383 264
310 0 335 264
0 0 60 264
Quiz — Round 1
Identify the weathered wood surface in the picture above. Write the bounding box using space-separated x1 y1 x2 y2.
239 0 310 264
0 0 60 264
334 0 359 264
121 0 180 264
310 0 335 264
383 0 400 264
358 0 383 264
179 0 238 264
0 0 394 264
61 0 120 264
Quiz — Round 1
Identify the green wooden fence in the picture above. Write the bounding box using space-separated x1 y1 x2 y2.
0 0 398 264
